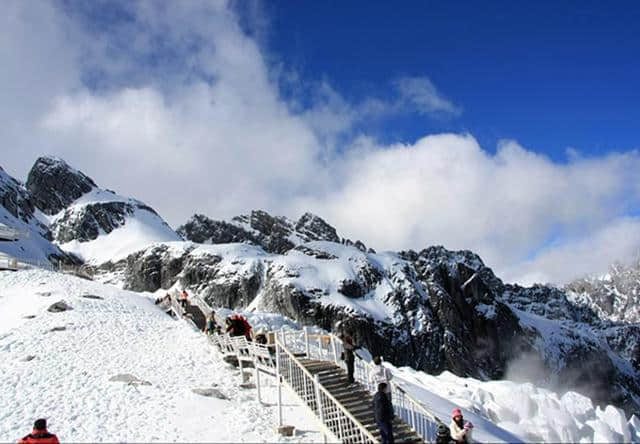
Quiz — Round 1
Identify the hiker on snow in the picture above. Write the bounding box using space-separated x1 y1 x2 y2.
369 356 392 394
342 334 357 384
373 382 395 444
203 313 218 335
450 407 474 443
178 290 189 311
19 419 59 444
225 314 252 340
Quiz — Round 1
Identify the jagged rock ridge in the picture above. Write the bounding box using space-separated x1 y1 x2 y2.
177 210 342 254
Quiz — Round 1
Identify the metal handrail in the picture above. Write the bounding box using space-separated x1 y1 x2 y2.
0 225 20 240
307 331 442 442
275 336 380 443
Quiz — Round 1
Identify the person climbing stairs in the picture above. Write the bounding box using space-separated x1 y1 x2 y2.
299 359 425 443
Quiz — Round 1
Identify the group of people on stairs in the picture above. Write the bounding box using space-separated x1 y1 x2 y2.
200 304 476 444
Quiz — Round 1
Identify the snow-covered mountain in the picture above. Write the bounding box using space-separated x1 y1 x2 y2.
3 155 640 429
0 157 180 264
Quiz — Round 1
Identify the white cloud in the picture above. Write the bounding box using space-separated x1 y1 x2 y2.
2 0 640 285
393 76 461 116
291 135 640 284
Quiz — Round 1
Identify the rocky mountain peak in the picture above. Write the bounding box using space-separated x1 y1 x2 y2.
178 210 342 254
565 259 640 324
26 156 96 215
295 212 340 243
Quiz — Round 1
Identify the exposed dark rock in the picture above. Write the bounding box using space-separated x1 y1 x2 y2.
21 355 36 362
23 315 36 319
51 200 165 244
47 301 72 312
82 294 103 300
295 212 340 243
178 210 341 254
26 156 96 215
177 214 257 244
0 166 44 229
47 326 67 333
292 245 338 260
192 387 228 399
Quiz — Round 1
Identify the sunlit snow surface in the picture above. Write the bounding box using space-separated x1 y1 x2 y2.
0 269 322 443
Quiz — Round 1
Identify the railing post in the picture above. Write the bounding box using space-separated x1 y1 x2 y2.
304 326 310 357
276 341 283 427
331 335 338 364
314 374 324 421
255 365 261 404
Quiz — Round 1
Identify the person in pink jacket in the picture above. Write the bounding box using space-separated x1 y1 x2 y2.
449 407 474 443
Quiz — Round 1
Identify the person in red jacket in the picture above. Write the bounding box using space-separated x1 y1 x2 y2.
18 419 60 444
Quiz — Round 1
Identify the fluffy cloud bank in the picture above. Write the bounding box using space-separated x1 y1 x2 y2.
2 0 640 284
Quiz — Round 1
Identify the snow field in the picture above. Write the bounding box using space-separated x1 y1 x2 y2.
0 269 322 442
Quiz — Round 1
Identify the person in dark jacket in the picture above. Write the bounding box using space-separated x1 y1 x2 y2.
342 335 357 383
436 422 455 444
373 382 394 444
19 419 60 444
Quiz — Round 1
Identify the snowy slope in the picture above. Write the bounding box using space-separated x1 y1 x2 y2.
0 269 322 443
52 188 181 263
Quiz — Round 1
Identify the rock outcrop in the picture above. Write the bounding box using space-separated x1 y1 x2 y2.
26 156 96 215
177 210 341 254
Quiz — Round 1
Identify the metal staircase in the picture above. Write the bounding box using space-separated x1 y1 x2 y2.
166 293 441 443
298 358 424 443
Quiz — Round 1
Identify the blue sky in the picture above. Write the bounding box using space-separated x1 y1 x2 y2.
3 0 640 284
258 0 640 159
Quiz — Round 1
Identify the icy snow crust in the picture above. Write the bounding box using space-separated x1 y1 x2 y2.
390 365 640 443
0 269 322 443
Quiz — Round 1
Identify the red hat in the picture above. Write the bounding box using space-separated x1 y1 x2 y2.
452 408 462 418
